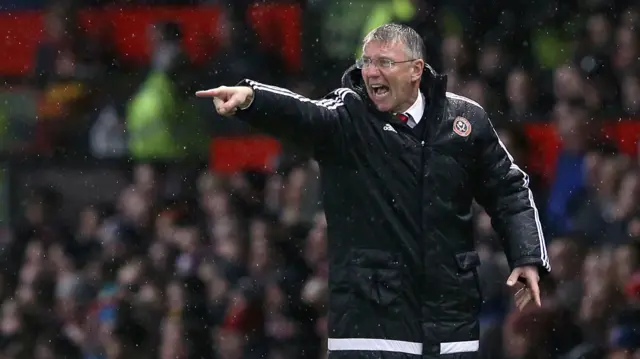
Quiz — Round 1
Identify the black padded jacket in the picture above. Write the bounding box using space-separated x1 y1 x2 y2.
232 64 550 359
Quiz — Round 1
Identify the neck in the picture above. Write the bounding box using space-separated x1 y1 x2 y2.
395 89 419 113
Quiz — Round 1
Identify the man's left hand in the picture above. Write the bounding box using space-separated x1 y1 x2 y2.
506 265 541 310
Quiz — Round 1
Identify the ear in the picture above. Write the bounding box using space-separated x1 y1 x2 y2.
411 59 425 82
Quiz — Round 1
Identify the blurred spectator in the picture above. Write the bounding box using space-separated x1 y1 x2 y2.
126 21 209 160
620 71 640 117
504 69 544 123
496 125 547 204
547 236 585 312
570 150 624 246
33 2 117 155
612 25 639 75
545 102 596 237
201 8 286 135
34 3 105 88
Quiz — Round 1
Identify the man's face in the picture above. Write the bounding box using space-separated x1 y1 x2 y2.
361 40 423 113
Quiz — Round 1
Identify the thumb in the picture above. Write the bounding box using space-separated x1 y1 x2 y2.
224 92 247 111
195 87 225 98
506 269 521 286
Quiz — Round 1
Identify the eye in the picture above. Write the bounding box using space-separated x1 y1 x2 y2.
379 59 393 68
356 58 372 69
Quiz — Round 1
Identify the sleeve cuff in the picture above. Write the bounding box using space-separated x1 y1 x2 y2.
512 257 551 282
239 91 254 110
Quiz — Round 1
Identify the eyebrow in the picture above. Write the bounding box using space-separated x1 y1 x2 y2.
362 56 393 61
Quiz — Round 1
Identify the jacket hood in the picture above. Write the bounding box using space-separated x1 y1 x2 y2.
340 62 447 100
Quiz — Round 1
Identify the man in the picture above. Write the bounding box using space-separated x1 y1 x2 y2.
197 24 549 359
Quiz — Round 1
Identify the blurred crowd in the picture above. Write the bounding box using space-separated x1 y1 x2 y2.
1 0 640 358
0 161 327 359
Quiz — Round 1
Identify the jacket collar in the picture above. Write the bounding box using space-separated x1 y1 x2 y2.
402 91 425 123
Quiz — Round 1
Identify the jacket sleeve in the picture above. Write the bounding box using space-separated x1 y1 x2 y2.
472 108 550 275
233 79 357 156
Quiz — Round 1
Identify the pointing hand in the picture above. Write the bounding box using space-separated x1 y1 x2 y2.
195 86 254 116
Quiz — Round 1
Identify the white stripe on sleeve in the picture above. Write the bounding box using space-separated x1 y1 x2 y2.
446 92 549 271
247 80 356 110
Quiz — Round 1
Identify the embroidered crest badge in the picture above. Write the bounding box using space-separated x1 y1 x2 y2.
453 116 472 137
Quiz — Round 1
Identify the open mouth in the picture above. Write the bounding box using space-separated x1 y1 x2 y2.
370 84 390 97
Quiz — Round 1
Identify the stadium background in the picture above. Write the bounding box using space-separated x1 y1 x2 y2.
0 0 640 358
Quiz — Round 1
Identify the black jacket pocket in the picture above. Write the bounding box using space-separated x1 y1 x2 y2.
454 251 482 310
455 251 481 272
349 249 403 307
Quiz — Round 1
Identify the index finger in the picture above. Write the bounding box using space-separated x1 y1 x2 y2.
525 274 542 307
195 88 221 97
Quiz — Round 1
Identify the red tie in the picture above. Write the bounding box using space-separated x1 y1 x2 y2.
396 113 409 123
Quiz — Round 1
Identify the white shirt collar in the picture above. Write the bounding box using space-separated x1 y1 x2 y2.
403 91 425 125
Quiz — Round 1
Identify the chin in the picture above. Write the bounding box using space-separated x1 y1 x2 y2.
373 101 393 113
